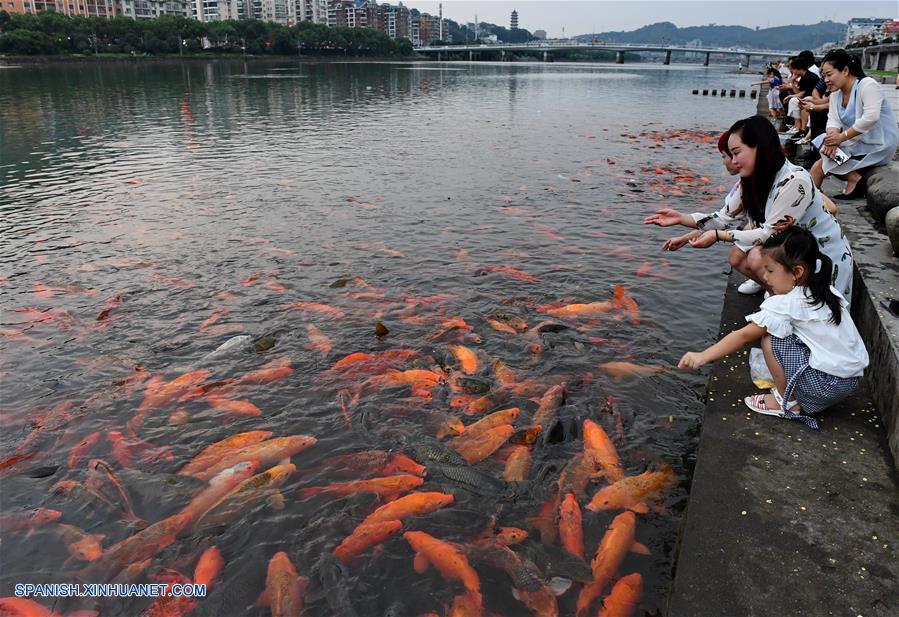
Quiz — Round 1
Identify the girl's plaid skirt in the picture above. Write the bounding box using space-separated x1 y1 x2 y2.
770 334 860 429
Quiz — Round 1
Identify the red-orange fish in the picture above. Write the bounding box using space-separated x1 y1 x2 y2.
305 324 332 354
193 546 225 588
205 396 262 417
265 551 307 617
451 424 515 464
235 359 293 386
286 301 346 319
405 531 481 605
559 493 584 561
502 445 532 482
598 572 643 617
108 431 173 467
586 466 676 513
362 492 454 526
333 520 403 564
178 431 273 477
299 475 423 500
583 419 624 482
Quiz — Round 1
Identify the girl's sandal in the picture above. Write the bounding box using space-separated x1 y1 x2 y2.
770 387 801 413
744 394 785 417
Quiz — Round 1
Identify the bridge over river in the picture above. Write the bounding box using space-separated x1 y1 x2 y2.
417 42 797 66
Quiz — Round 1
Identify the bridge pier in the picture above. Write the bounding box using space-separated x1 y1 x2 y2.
664 50 671 65
616 50 624 64
501 50 505 62
741 54 750 68
543 51 553 63
703 52 710 66
469 50 473 61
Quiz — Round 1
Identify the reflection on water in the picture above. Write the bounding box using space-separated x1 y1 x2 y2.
0 60 753 615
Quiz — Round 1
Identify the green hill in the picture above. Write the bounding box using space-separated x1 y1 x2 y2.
574 21 847 50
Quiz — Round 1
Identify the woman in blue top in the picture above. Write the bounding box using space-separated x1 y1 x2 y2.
811 49 899 199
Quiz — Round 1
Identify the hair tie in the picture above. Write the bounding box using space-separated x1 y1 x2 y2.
814 258 822 274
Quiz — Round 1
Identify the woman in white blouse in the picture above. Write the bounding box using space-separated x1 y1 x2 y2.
645 116 854 302
810 49 899 199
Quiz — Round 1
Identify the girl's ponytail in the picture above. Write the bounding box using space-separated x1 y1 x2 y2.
806 252 842 325
762 227 844 325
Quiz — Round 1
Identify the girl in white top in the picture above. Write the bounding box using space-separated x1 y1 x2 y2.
679 226 868 429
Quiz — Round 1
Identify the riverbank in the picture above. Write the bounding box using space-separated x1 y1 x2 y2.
0 53 422 65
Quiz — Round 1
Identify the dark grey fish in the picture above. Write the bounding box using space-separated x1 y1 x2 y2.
383 601 410 617
520 542 592 583
408 440 467 467
24 465 59 478
476 545 544 592
536 322 571 334
315 553 361 617
456 376 491 394
429 463 507 495
252 335 276 352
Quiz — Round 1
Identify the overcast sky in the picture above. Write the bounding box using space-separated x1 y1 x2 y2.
410 1 897 38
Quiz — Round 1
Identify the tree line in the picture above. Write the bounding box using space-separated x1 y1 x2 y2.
0 11 414 56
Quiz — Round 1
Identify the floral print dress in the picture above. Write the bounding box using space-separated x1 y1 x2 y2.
690 161 854 301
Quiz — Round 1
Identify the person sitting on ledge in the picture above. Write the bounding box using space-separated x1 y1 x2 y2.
810 49 898 200
679 226 868 430
783 56 819 139
644 119 846 298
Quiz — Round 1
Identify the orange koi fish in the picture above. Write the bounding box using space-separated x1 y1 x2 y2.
82 512 193 581
362 492 454 526
451 424 515 464
333 520 403 564
86 459 142 524
427 316 473 341
0 508 61 534
559 493 584 561
178 462 259 523
299 475 423 500
598 572 643 617
485 318 518 334
31 282 57 299
583 420 624 482
286 301 346 319
449 592 481 617
193 464 296 532
598 361 667 382
502 445 532 482
305 324 332 354
480 266 540 282
68 431 104 468
193 546 225 588
382 454 426 477
610 284 640 324
205 396 262 417
186 435 316 482
0 598 57 617
108 431 173 467
58 524 105 562
448 345 478 374
586 466 675 514
235 358 294 386
178 431 273 477
538 300 613 319
532 384 565 428
131 370 212 431
265 552 307 617
404 531 481 605
465 390 511 415
576 512 649 617
329 350 419 377
458 407 520 439
381 369 444 389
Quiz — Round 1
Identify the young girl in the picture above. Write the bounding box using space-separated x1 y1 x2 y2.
752 68 784 118
679 227 868 429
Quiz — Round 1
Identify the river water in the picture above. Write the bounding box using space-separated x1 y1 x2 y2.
1 60 758 616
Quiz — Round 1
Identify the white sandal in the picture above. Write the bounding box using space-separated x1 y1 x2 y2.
744 394 785 417
769 387 800 412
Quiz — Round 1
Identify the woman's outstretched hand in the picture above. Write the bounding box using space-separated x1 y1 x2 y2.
688 230 718 248
644 209 684 227
678 351 708 369
662 234 692 251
